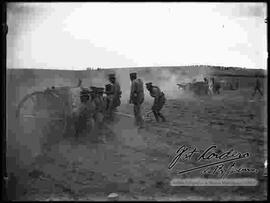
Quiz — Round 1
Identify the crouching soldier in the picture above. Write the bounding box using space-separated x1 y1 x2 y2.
146 82 166 122
74 88 95 137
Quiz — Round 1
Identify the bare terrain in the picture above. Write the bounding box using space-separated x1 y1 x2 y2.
6 66 267 201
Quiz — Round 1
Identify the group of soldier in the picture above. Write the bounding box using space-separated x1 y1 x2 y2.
73 73 122 137
74 72 167 136
66 71 264 137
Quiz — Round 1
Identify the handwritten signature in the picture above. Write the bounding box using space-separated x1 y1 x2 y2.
168 145 258 178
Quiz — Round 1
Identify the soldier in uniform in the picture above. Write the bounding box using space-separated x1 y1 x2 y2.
146 82 166 122
129 72 144 128
104 74 121 120
108 73 122 109
104 83 115 120
93 87 106 129
104 84 112 110
74 88 95 137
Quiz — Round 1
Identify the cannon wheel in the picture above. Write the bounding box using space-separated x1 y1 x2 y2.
16 90 68 140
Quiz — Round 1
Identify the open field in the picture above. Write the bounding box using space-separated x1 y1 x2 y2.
6 66 267 200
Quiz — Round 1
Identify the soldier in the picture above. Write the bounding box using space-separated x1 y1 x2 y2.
252 75 263 97
146 82 166 122
74 88 94 137
129 72 144 128
108 73 122 111
104 83 115 121
93 87 106 128
104 84 112 111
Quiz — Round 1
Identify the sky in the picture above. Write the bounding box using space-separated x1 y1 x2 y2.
7 2 267 70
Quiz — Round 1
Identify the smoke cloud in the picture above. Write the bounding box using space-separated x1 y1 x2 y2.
7 66 213 183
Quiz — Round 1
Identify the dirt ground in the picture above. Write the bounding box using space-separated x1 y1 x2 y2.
7 88 267 201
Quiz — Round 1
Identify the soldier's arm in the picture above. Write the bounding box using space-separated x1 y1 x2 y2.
108 85 114 95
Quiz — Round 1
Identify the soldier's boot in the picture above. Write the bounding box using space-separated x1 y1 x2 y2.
158 112 166 122
153 111 160 122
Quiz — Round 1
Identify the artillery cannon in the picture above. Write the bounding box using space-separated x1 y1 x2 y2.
177 81 209 95
177 77 222 96
15 81 94 144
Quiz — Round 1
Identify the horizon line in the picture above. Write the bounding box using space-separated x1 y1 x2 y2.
6 65 266 71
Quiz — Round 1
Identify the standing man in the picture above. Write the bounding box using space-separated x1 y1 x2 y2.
252 75 263 97
104 83 114 121
108 73 122 110
105 74 122 120
146 82 166 122
129 72 144 128
74 88 94 137
93 87 106 129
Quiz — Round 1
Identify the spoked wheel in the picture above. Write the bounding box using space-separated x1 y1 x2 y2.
16 90 68 147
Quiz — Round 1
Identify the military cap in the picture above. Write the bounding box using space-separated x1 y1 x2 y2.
90 86 97 91
108 73 116 79
129 72 137 77
146 82 152 87
81 87 90 92
89 90 95 96
80 88 91 96
96 87 104 93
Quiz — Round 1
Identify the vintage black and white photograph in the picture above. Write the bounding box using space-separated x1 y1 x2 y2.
5 2 268 201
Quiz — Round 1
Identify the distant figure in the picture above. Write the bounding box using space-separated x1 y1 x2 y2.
235 79 239 89
129 72 144 128
252 75 263 97
208 77 214 95
77 79 82 87
208 77 221 95
146 82 166 122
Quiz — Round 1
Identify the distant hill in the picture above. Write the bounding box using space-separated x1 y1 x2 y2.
7 65 267 78
6 65 267 109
